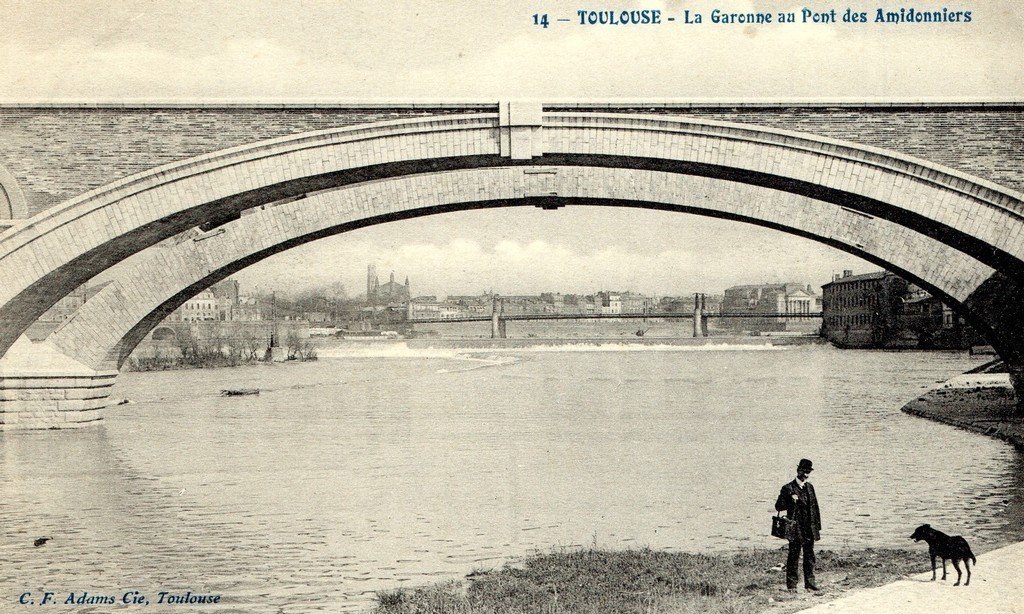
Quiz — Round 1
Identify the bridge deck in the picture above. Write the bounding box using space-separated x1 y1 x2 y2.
407 312 824 324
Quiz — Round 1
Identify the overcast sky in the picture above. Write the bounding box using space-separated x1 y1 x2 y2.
4 0 1023 297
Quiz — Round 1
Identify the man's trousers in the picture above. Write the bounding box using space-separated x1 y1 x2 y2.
786 538 815 589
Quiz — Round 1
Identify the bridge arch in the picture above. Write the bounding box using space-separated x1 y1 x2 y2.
0 162 28 221
42 165 998 372
150 326 177 342
2 106 1024 427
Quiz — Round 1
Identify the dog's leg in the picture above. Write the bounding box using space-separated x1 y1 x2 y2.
952 559 962 586
930 554 937 580
941 558 947 580
964 558 971 586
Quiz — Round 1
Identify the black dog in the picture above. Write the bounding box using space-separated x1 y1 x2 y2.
909 524 977 586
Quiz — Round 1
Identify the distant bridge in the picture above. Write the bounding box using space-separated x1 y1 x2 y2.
408 312 823 324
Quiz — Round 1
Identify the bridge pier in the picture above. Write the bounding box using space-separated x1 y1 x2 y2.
693 293 704 338
0 337 116 429
491 297 507 339
961 272 1024 413
701 294 709 338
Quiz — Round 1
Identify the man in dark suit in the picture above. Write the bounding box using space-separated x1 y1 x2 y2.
775 458 821 591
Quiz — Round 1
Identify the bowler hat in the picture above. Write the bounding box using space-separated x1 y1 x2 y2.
798 459 814 472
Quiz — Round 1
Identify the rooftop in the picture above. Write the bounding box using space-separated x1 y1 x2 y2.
822 271 892 287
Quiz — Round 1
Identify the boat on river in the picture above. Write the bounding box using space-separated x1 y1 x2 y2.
221 388 260 397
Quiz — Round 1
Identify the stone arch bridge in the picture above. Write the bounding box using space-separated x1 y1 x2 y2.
0 101 1022 429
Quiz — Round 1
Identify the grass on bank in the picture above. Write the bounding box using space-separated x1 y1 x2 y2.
372 547 927 614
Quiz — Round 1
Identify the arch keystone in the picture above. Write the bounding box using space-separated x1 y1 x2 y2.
500 101 544 159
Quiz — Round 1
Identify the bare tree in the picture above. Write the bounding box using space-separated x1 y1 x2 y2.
176 325 200 362
285 329 303 360
239 328 264 361
299 340 318 361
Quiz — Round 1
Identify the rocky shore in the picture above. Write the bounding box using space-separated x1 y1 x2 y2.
899 365 1024 450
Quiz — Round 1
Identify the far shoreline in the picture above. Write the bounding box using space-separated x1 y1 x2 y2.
125 334 827 371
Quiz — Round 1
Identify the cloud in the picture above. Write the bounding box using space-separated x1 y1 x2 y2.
234 211 872 300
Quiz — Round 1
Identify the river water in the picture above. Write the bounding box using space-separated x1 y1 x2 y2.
2 340 1022 612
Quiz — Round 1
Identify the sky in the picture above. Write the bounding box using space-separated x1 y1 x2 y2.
235 207 870 299
3 0 1023 297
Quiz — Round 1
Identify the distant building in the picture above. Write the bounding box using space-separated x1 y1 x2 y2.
233 295 263 321
449 295 490 314
209 278 240 321
170 289 220 322
619 292 655 314
407 297 463 320
659 295 694 313
582 298 599 314
721 283 821 333
659 294 723 314
822 269 974 349
367 265 411 306
596 291 622 315
540 292 566 311
499 295 545 315
162 278 261 323
898 288 975 349
821 270 908 347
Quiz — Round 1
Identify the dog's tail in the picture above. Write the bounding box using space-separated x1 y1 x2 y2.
958 537 977 565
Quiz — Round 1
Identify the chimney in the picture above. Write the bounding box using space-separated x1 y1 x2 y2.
843 270 853 278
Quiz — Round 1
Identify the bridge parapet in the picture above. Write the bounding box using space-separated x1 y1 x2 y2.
1 102 1021 216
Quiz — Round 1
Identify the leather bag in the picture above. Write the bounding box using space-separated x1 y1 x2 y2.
771 512 796 540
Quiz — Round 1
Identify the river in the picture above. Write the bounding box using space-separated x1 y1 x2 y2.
1 340 1022 612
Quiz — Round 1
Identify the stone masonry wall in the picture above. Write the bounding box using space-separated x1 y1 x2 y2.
561 105 1024 196
0 106 492 215
0 104 1020 217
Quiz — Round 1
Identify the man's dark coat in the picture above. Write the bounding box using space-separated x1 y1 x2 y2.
775 480 821 542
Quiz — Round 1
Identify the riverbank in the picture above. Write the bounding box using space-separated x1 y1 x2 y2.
124 350 317 371
899 376 1024 451
370 547 928 614
797 539 1024 613
125 354 263 371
